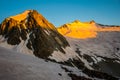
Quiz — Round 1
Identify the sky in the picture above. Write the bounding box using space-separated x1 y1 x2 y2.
0 0 120 27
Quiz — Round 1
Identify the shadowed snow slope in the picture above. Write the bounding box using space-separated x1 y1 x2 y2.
57 20 120 77
0 46 71 80
66 31 120 77
0 46 119 80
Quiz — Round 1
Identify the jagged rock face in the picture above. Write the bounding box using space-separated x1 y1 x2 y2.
0 10 69 59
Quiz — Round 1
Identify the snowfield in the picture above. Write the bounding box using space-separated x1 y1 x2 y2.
0 46 119 80
0 46 72 80
67 32 120 59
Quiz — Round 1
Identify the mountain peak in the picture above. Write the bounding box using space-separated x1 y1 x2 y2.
72 20 96 24
0 10 70 60
89 20 95 24
73 20 81 23
0 10 56 32
8 10 42 21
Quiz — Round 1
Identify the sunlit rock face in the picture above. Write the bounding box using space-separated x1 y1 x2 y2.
0 10 70 59
57 20 120 39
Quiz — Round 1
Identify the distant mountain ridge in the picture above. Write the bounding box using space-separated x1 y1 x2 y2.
57 20 120 39
97 23 120 27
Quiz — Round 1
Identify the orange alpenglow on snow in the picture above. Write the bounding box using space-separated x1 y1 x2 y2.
57 20 98 39
57 20 120 39
10 10 31 22
0 10 56 31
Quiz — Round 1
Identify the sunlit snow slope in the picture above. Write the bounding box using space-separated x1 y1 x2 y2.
57 20 120 39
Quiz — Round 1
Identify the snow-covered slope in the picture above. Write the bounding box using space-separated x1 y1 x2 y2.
67 32 120 59
0 46 119 80
57 20 120 77
66 31 120 77
0 46 71 80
